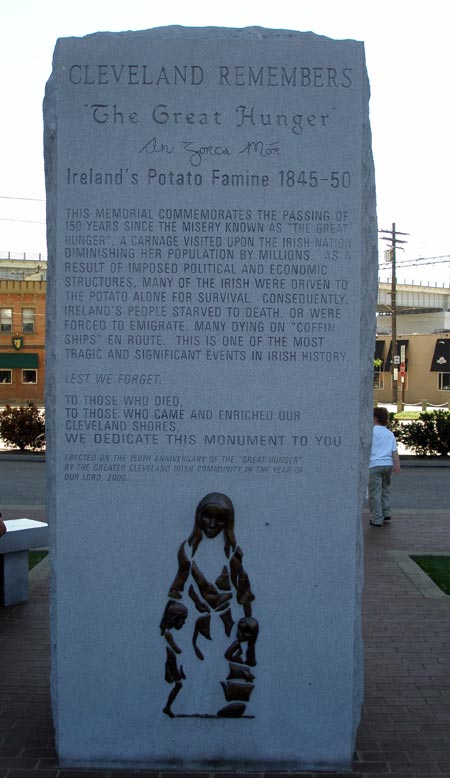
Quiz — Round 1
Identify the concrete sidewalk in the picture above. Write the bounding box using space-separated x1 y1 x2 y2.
1 507 450 777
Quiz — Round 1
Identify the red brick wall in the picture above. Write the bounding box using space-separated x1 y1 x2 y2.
0 281 46 407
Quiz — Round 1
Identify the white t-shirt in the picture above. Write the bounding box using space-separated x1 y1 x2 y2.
369 424 397 468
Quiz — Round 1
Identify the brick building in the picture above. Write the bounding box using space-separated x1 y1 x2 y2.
0 255 46 407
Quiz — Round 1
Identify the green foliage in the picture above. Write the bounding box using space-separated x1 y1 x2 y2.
393 411 421 420
394 410 450 456
29 550 48 570
411 555 450 595
388 413 403 437
0 403 45 451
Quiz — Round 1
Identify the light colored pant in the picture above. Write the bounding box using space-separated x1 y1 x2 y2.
368 466 393 524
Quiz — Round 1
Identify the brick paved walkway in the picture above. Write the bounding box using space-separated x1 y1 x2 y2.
1 507 450 777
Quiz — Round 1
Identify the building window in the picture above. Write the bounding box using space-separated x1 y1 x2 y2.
373 367 384 390
22 369 37 384
0 369 12 384
0 308 12 333
22 308 35 333
438 373 450 391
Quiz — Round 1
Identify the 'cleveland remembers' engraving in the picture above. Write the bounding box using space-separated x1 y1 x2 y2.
45 27 377 769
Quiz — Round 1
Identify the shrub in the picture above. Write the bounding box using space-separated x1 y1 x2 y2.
389 412 402 435
394 410 450 457
0 404 45 451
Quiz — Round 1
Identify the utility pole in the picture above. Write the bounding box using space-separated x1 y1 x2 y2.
379 223 408 408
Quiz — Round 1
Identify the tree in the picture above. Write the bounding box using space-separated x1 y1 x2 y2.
0 404 45 451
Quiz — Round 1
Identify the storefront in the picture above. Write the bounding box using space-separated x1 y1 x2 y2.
374 333 450 406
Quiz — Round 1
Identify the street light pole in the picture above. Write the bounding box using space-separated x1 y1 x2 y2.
379 223 408 408
391 224 398 403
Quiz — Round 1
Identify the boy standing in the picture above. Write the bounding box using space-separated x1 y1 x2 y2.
369 407 400 526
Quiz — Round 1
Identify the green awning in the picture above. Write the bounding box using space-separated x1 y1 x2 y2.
0 353 39 368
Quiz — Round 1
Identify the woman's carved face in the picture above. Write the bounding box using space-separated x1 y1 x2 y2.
198 503 229 538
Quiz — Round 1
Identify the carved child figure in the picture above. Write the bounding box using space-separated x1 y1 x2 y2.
161 493 258 718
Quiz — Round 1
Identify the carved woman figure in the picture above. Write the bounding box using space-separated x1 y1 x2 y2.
161 492 258 718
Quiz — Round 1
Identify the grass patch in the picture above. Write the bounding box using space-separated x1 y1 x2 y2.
394 411 421 420
410 555 450 595
29 550 48 570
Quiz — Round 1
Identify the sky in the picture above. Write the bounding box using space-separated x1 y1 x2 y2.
1 0 449 287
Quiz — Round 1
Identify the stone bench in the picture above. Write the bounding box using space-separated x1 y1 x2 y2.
0 519 49 606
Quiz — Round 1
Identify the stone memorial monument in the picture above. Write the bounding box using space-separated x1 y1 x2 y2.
44 26 377 769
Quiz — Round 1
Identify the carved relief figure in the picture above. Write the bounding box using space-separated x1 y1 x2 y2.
161 492 258 718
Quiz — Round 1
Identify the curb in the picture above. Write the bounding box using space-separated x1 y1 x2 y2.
388 550 450 599
399 455 450 467
0 451 46 461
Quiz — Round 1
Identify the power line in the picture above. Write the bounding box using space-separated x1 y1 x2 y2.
379 254 450 269
0 218 46 225
0 195 45 202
